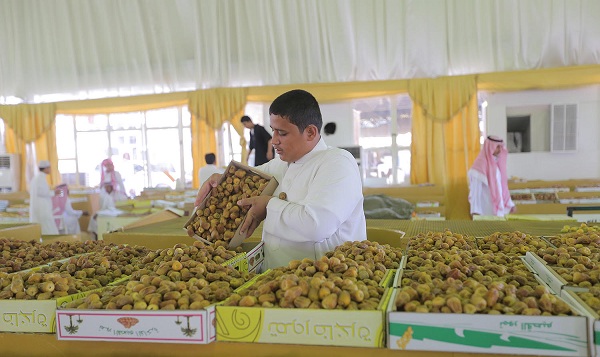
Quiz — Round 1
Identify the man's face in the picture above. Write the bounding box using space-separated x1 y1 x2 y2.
42 167 51 174
104 184 114 194
493 145 502 156
242 121 253 129
270 114 316 163
104 162 114 172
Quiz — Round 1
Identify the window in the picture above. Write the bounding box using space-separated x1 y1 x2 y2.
221 102 269 166
56 106 193 195
354 95 412 186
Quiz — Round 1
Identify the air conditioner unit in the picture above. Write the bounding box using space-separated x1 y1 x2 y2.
0 154 20 192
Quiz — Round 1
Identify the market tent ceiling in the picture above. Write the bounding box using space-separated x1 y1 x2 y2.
1 0 600 103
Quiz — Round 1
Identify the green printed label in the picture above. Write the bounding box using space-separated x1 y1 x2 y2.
389 323 572 352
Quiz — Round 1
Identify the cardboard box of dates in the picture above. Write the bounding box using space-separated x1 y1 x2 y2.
184 161 278 249
387 269 589 356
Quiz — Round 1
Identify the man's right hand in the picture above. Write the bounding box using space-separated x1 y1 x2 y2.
195 173 223 207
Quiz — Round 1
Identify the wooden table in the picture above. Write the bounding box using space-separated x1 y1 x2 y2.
0 332 520 357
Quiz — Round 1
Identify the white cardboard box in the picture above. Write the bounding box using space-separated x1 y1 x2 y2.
243 241 264 273
387 289 589 356
387 310 588 356
184 161 278 249
561 291 598 357
56 307 216 344
0 290 98 333
522 252 565 295
216 302 387 348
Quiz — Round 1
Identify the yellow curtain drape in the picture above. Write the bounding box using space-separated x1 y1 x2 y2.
247 80 409 103
188 87 248 188
1 64 599 200
409 75 480 220
478 64 600 91
0 103 59 189
34 122 60 186
55 92 188 115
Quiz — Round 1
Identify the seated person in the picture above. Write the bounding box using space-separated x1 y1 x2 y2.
198 153 225 185
54 183 88 234
87 180 118 239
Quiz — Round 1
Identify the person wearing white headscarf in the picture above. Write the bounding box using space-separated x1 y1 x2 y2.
468 135 516 217
100 158 128 201
29 160 59 235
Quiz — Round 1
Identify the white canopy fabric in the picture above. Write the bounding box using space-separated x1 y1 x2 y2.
1 0 600 103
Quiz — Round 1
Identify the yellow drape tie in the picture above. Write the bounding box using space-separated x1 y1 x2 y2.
0 103 60 187
409 75 479 220
188 87 248 188
0 103 56 142
1 64 599 194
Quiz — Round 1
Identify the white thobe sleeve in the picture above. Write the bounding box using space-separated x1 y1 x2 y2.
63 198 83 218
34 175 55 198
468 170 487 216
263 155 363 243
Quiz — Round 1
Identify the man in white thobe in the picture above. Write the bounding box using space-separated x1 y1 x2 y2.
196 89 366 270
29 160 59 235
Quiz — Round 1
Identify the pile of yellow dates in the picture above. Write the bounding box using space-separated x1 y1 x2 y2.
224 254 386 310
395 272 574 315
326 240 403 269
0 244 149 300
64 246 253 310
186 166 270 245
0 239 115 273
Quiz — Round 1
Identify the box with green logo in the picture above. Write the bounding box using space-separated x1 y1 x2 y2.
386 288 589 356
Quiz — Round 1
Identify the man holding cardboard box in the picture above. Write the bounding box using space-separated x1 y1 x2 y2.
197 89 366 270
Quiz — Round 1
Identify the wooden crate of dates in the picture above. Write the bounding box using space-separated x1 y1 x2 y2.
184 161 278 248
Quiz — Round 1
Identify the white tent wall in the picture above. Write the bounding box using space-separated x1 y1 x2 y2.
486 85 600 180
2 0 600 102
319 102 357 148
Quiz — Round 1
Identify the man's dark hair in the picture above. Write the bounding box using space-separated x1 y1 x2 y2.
240 115 252 123
205 153 216 165
269 89 322 133
324 122 336 135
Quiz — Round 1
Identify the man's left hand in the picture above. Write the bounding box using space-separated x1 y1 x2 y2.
237 195 273 237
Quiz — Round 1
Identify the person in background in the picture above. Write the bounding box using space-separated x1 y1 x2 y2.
54 184 88 234
468 135 516 217
87 179 118 239
100 158 128 201
198 153 224 186
241 115 274 166
198 89 366 270
29 160 60 235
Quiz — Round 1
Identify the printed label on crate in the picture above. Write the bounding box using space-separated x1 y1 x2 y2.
0 300 56 333
246 241 265 273
56 308 215 344
416 201 439 208
216 306 384 348
0 288 101 333
223 253 247 271
575 186 600 192
595 320 600 348
388 312 588 356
